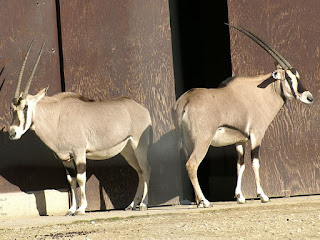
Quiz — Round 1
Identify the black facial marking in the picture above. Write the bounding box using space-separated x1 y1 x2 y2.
251 146 260 160
285 72 297 99
22 104 28 129
11 110 20 126
290 68 297 75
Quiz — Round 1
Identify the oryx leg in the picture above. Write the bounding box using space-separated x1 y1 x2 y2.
250 135 269 203
121 140 151 211
186 141 211 208
235 143 246 204
62 160 78 216
74 153 88 215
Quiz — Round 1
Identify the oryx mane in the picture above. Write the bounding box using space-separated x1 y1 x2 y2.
41 92 95 103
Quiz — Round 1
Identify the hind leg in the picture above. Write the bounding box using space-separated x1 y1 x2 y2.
185 140 212 208
250 134 269 203
121 142 150 211
134 142 151 210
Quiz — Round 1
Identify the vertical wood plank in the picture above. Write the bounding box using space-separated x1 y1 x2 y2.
0 0 66 193
59 0 181 209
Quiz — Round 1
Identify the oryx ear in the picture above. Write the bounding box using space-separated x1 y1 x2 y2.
34 87 48 103
272 69 283 80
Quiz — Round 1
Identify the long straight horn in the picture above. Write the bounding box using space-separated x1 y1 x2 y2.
22 41 46 98
225 23 290 70
15 40 34 99
238 25 293 69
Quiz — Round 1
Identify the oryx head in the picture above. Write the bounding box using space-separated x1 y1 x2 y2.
9 41 47 140
227 24 314 105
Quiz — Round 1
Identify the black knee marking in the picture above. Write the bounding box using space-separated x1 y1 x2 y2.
62 161 77 178
77 163 86 174
251 146 260 160
65 167 77 178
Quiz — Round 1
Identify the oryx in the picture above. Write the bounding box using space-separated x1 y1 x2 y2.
8 41 152 215
173 24 313 207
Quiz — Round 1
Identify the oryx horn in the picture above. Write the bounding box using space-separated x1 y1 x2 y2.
22 41 46 98
225 23 292 70
0 67 5 91
15 40 34 99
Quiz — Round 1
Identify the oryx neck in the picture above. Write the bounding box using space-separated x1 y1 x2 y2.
272 78 286 104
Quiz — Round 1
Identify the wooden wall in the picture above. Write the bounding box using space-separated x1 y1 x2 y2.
0 0 182 211
58 0 181 209
0 0 67 194
228 0 320 198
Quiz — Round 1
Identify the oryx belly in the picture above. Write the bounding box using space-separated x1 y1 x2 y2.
211 126 249 147
86 136 133 160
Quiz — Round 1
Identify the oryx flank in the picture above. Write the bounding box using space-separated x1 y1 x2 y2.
173 24 313 208
9 41 152 215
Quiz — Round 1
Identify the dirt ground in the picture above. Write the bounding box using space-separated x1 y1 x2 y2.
1 195 320 240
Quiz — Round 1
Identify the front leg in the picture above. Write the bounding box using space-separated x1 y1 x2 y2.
250 136 270 203
75 158 88 215
235 143 246 204
62 160 78 216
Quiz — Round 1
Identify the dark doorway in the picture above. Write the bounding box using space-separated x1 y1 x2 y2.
169 0 237 202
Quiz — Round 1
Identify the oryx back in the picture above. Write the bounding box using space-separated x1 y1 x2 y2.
35 94 151 160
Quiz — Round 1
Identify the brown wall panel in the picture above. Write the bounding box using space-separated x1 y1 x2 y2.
59 0 182 210
227 0 320 198
0 0 66 194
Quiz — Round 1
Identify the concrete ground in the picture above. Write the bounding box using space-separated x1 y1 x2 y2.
1 195 320 229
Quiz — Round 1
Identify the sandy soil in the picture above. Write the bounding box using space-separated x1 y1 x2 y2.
1 196 320 239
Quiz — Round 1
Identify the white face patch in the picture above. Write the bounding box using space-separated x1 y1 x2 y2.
8 88 47 140
9 99 31 140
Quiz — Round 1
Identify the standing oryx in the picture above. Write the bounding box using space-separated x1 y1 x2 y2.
8 41 152 215
173 24 313 208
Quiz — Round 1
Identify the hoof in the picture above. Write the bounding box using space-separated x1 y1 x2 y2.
197 200 211 208
261 198 270 203
75 210 86 215
236 194 246 204
125 205 136 211
65 211 75 216
258 194 270 203
139 204 148 211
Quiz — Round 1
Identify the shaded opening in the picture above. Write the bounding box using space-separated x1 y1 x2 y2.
169 0 237 202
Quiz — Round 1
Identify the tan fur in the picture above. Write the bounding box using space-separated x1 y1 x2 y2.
10 91 152 215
